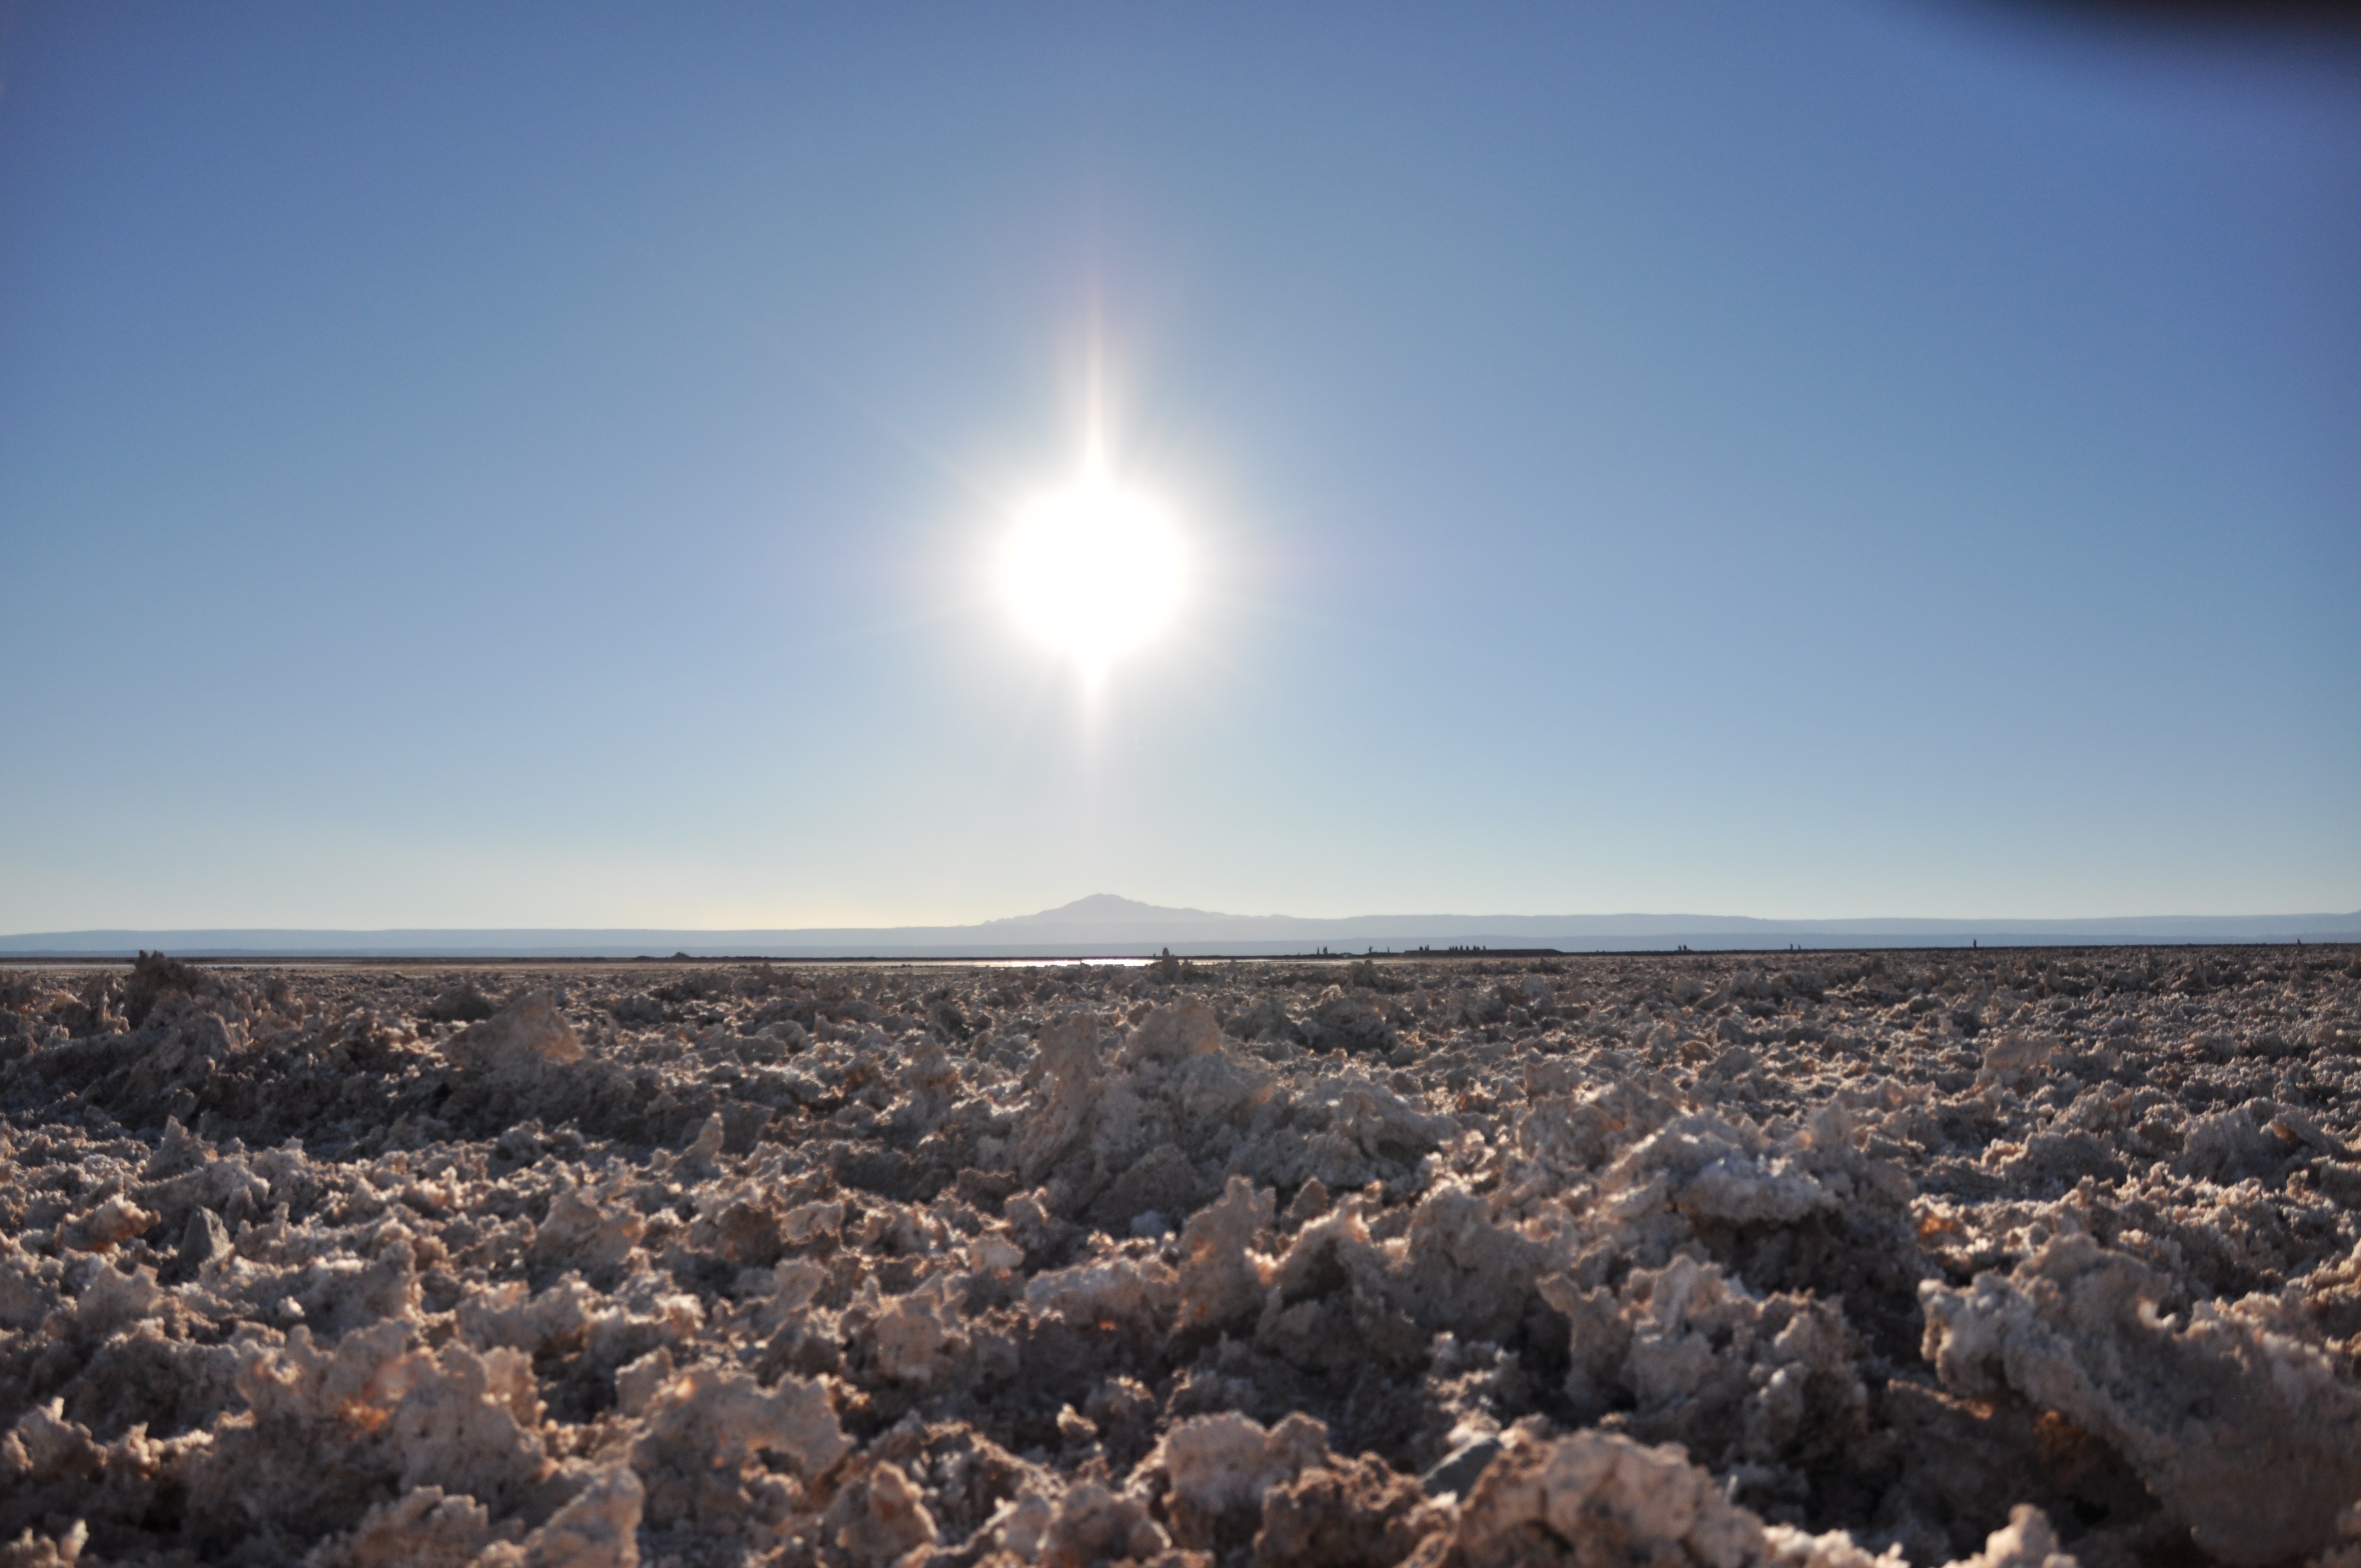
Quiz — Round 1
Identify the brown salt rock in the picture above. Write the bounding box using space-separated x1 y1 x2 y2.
1033 1478 1193 1567
1539 1254 1868 1472
627 1360 848 1531
1253 1451 1443 1568
1922 1232 2361 1566
184 1321 562 1549
828 1457 942 1564
0 1400 191 1557
1936 1505 2079 1568
1018 998 1278 1229
1411 1427 1769 1568
1422 1428 2079 1568
1026 1248 1182 1328
1156 1410 1331 1550
507 1463 644 1568
0 1523 88 1568
1760 1509 2072 1568
1152 1407 1443 1567
1176 1177 1277 1332
868 1275 968 1386
526 1187 644 1287
1385 1184 1546 1346
302 1487 516 1568
1976 1033 2054 1092
445 989 584 1076
62 1196 156 1254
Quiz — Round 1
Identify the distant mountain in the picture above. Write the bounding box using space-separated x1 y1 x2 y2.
980 894 1242 932
3 896 2357 959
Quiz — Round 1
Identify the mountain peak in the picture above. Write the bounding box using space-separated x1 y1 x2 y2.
984 894 1228 927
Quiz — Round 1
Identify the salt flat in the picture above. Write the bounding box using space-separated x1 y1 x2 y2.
2 949 2355 1568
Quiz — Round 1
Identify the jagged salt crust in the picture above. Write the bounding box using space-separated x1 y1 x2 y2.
0 946 2355 1567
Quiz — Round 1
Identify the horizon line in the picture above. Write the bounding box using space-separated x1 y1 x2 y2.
8 907 2361 940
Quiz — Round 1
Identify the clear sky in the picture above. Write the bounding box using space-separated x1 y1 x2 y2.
2 2 2356 931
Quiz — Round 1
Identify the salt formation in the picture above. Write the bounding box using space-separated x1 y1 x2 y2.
0 945 2356 1567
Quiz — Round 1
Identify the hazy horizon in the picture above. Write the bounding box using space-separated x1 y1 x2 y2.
8 891 2359 960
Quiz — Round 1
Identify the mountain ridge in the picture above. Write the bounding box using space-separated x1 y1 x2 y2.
4 895 2358 957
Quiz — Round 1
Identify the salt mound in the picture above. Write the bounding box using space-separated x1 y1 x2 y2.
446 989 585 1075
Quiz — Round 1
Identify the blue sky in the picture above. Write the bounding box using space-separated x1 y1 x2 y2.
2 2 2355 930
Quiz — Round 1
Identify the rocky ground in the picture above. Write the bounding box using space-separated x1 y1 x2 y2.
1 947 2357 1568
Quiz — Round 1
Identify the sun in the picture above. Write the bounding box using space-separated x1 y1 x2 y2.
1000 459 1185 675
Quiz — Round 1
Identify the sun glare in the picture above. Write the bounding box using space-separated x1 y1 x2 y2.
1001 460 1185 675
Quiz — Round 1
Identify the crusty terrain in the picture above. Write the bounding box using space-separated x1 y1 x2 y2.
2 948 2357 1568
